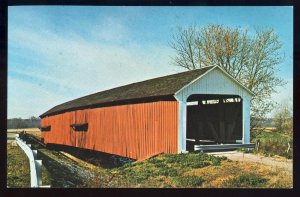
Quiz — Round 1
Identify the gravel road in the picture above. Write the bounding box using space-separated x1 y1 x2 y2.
209 151 293 173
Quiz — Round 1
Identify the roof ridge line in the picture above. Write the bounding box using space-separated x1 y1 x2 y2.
40 66 215 117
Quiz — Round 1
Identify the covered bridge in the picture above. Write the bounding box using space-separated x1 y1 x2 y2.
40 65 254 160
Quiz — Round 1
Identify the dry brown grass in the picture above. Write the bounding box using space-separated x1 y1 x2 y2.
184 160 292 188
7 128 41 139
59 151 99 170
7 128 40 132
7 144 31 187
253 127 277 132
266 169 293 188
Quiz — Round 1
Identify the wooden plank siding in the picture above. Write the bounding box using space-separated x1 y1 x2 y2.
41 101 178 160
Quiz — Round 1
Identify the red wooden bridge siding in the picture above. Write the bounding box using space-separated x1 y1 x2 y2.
41 101 178 160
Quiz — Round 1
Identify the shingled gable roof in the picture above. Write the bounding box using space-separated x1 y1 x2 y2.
40 63 255 118
40 66 217 118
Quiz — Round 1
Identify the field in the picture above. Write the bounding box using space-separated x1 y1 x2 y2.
250 130 293 159
7 128 41 139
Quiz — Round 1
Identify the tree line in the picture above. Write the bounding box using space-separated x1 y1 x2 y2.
7 116 41 129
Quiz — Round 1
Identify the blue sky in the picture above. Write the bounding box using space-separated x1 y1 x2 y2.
8 6 293 118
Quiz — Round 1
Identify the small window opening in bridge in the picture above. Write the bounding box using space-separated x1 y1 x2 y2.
71 123 88 132
202 99 219 104
41 126 51 132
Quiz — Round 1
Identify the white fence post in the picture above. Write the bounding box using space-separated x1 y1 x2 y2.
32 150 38 159
15 134 50 188
35 160 42 186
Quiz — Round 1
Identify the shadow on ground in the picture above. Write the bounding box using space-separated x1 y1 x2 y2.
46 144 135 169
37 149 90 187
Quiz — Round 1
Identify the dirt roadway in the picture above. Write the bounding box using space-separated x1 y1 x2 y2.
209 151 293 173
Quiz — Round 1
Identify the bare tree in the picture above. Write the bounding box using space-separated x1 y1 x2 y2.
273 101 293 133
170 24 286 129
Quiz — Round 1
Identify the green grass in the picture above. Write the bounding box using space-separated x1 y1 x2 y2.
41 163 51 186
223 173 268 188
110 151 291 188
7 144 31 188
172 175 204 187
113 152 226 187
163 152 226 168
251 130 293 159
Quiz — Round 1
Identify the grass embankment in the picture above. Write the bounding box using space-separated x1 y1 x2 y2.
8 129 292 188
13 146 292 188
7 144 51 188
251 130 293 159
112 153 225 187
109 152 291 188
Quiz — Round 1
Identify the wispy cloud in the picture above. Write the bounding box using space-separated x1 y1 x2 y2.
92 15 130 43
8 6 293 118
8 10 178 118
8 77 67 118
9 23 176 89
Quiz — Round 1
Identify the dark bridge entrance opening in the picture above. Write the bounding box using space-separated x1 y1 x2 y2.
186 94 243 152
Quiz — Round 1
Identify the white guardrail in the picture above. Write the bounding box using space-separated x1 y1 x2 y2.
15 134 50 188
